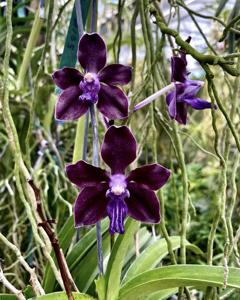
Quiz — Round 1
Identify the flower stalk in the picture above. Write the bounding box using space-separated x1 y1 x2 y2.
132 83 175 112
89 104 104 274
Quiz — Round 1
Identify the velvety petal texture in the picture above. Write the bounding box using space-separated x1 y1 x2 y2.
55 86 88 120
101 126 137 174
74 184 108 227
175 102 188 125
171 56 187 82
126 183 160 223
66 125 170 234
78 33 107 72
183 98 212 110
66 161 109 188
166 45 212 124
52 68 83 90
52 32 131 122
127 164 171 190
97 84 129 120
167 90 177 119
98 64 132 85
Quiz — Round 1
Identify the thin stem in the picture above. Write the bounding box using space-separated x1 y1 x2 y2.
17 4 46 89
90 0 98 33
176 0 240 36
132 83 175 112
159 190 177 264
219 14 240 42
75 0 84 35
0 233 44 296
90 104 104 275
151 4 240 76
172 122 189 265
130 1 139 90
0 264 26 300
180 1 217 55
29 181 75 300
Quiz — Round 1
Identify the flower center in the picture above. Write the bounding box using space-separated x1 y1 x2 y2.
79 72 100 104
106 174 130 234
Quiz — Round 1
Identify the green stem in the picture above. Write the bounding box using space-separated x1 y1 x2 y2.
130 1 139 90
151 4 240 76
172 122 189 265
17 6 46 89
219 14 240 42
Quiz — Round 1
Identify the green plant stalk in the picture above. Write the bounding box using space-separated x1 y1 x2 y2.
142 0 178 271
17 7 45 89
159 190 177 264
113 0 125 62
151 4 240 76
172 122 189 265
224 58 240 258
89 104 103 275
205 84 228 299
176 0 240 36
25 1 54 167
1 0 65 289
72 117 85 163
202 66 228 284
130 2 139 90
179 0 217 55
219 14 240 42
211 81 240 152
43 93 56 133
141 0 179 268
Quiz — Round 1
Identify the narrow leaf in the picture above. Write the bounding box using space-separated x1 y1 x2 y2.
124 236 203 282
105 219 140 300
120 265 240 300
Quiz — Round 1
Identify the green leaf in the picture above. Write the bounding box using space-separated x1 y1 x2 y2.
0 295 18 300
104 219 140 300
23 285 35 298
144 288 178 300
119 265 240 300
70 225 110 293
123 236 203 282
95 275 106 300
59 0 91 69
32 292 94 300
66 219 109 271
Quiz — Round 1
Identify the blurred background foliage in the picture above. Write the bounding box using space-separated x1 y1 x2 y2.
0 0 240 299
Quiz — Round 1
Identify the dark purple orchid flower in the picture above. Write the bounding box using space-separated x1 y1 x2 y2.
166 50 212 125
66 126 170 235
52 33 132 121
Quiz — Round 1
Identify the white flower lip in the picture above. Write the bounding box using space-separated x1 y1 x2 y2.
84 72 95 82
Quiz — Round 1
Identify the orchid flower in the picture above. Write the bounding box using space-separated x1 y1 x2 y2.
52 33 132 121
166 47 212 124
66 126 170 234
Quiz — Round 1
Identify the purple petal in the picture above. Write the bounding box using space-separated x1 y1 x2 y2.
101 125 137 174
55 86 89 120
97 84 129 119
175 102 188 125
98 64 132 85
66 160 109 188
176 80 202 100
183 98 212 110
166 90 177 118
74 183 108 227
78 33 107 72
171 56 187 82
52 68 83 90
126 183 160 223
127 164 171 190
